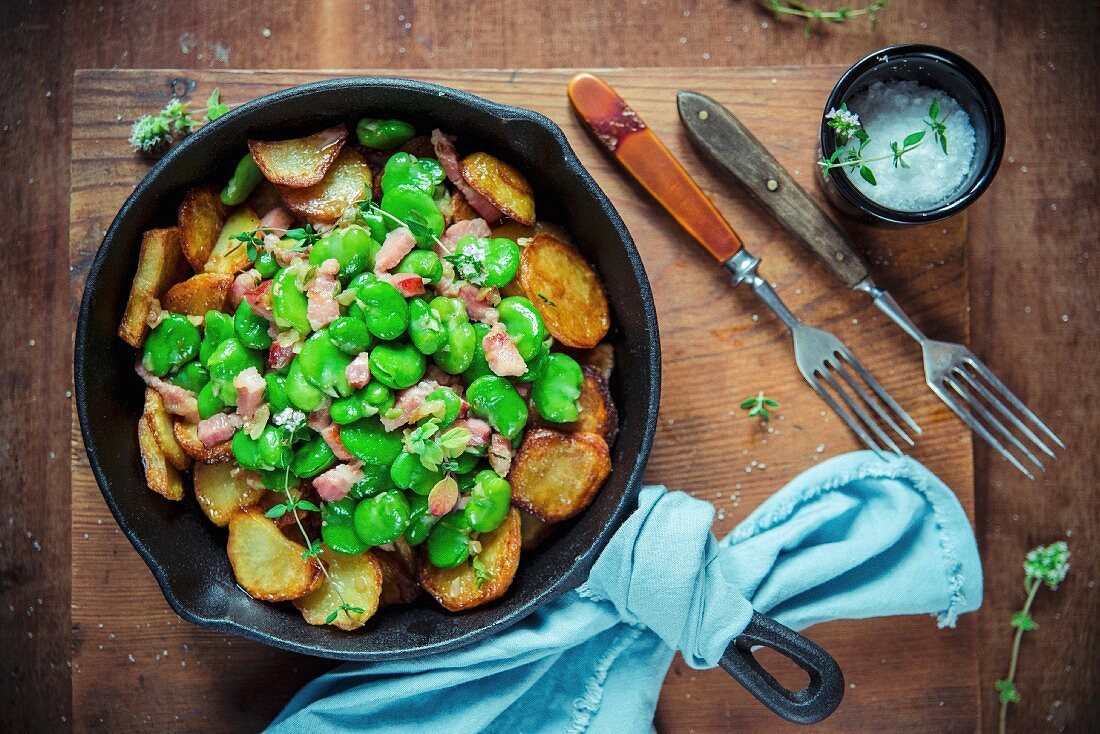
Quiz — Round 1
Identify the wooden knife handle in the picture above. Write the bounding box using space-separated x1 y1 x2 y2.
677 91 870 288
567 73 744 263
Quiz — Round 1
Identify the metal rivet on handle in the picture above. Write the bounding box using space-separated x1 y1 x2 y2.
766 178 778 191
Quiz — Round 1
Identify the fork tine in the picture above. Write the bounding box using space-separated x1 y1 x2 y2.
930 380 1035 480
945 375 1046 473
963 356 1065 449
806 373 884 453
956 367 1057 460
838 348 922 436
833 353 916 446
819 366 902 454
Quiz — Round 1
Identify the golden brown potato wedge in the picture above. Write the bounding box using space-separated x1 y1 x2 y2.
420 508 521 612
559 367 618 444
509 429 610 522
518 508 554 552
375 550 421 607
203 206 261 275
279 148 372 223
227 508 323 602
248 124 348 188
137 416 185 501
518 233 610 348
142 388 191 471
294 551 383 630
460 152 536 226
192 461 265 527
173 420 232 463
491 219 572 244
178 184 229 271
118 227 189 348
162 272 233 315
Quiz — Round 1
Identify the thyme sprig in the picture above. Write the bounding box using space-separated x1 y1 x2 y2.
740 391 779 420
129 88 231 157
760 0 887 37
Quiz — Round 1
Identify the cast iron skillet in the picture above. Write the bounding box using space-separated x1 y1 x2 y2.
74 77 842 724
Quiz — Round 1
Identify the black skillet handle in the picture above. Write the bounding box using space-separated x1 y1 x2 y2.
718 611 845 725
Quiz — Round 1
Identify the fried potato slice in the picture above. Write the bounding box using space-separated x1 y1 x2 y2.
509 429 610 522
492 219 572 244
192 461 265 527
137 416 185 501
570 342 615 383
294 551 383 630
142 388 191 471
559 367 618 444
419 508 521 612
227 507 323 602
279 148 372 223
449 189 478 224
518 233 610 348
248 124 348 188
162 272 233 315
375 550 421 607
204 206 261 275
173 420 232 463
518 508 554 552
460 152 536 226
178 184 229 271
119 227 189 347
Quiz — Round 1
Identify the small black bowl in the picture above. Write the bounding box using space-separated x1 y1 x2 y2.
818 44 1005 225
75 77 661 660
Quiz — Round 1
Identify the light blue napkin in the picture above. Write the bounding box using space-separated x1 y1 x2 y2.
268 451 982 733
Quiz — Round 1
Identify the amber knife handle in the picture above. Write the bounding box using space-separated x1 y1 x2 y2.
567 73 744 263
676 90 871 289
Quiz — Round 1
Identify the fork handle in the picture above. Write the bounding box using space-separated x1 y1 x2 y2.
676 91 871 289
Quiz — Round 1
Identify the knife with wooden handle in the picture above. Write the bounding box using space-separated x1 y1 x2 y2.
676 90 872 289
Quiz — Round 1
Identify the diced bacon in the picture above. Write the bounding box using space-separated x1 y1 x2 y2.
452 417 491 447
379 271 425 297
312 461 364 502
260 207 295 232
268 342 295 371
374 227 417 273
135 361 199 423
232 367 266 420
483 323 527 377
319 422 353 461
229 269 261 310
380 379 440 432
244 279 274 322
345 352 371 389
424 365 465 393
307 402 333 431
437 218 492 257
489 432 514 477
306 258 341 331
431 129 503 222
458 285 501 325
515 382 532 400
197 412 242 446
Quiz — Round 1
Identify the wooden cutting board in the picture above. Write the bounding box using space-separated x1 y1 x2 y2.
70 68 977 732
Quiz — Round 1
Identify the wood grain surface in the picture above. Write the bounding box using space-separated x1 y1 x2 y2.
2 2 1096 732
68 67 975 733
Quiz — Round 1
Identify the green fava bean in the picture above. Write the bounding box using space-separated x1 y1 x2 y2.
330 382 396 425
517 340 550 383
450 452 481 476
396 250 443 284
380 152 446 196
354 280 409 340
219 153 263 206
257 425 293 470
451 236 521 288
429 297 475 374
403 496 439 546
348 462 397 500
426 513 471 569
465 470 512 533
381 186 445 243
422 387 463 427
272 266 311 334
258 468 299 492
298 331 354 396
285 359 326 412
462 322 493 383
254 250 280 279
310 226 377 280
340 416 404 465
370 342 426 390
291 434 337 478
356 118 417 150
197 381 226 420
200 310 235 365
233 300 272 350
467 375 529 441
142 313 201 377
169 361 209 393
407 297 447 355
497 296 547 361
532 352 584 423
328 316 373 355
264 373 290 412
362 382 395 413
231 429 263 471
207 337 264 387
321 498 370 555
390 451 445 495
357 207 388 244
353 490 411 546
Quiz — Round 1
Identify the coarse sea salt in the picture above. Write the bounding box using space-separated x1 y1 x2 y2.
841 80 977 212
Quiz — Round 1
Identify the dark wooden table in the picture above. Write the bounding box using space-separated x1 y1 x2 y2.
2 1 1096 731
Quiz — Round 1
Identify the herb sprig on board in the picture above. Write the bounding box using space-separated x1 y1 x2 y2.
759 0 888 37
129 89 231 157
